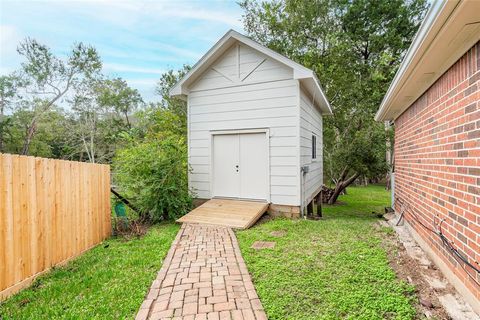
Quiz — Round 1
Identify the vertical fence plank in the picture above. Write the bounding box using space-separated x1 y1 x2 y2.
102 166 107 239
65 161 73 259
45 157 54 269
54 159 61 265
35 158 46 273
0 154 4 290
56 160 68 263
102 165 108 239
88 164 93 248
2 155 14 289
65 161 71 260
92 165 98 245
97 165 102 242
71 162 79 255
79 162 85 252
12 155 22 284
105 166 112 237
27 156 38 278
19 156 31 280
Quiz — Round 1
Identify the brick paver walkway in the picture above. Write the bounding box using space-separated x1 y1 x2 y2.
136 224 267 320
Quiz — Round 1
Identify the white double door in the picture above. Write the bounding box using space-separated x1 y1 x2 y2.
212 132 268 201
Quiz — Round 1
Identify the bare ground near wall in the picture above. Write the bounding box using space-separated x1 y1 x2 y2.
375 221 450 319
376 218 479 320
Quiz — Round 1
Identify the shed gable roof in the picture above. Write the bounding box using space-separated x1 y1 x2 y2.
170 30 332 115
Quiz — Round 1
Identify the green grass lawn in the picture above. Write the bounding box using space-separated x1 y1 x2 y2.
0 223 179 320
1 185 415 320
237 185 416 320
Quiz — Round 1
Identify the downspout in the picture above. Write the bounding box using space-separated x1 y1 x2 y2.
300 166 304 218
301 166 308 218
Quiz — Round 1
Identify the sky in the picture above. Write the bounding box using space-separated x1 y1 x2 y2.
0 0 245 102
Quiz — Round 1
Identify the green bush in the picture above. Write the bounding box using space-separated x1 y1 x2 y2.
113 131 192 222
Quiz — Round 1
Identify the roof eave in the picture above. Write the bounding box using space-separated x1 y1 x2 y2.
375 0 452 122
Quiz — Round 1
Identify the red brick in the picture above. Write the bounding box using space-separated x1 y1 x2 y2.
394 41 480 301
183 302 198 316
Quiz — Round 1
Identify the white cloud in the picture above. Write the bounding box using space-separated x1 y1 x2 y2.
125 77 159 102
158 4 243 27
0 25 23 73
51 0 243 29
127 78 158 87
103 62 164 75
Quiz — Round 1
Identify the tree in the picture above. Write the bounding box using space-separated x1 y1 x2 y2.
114 132 191 222
16 38 101 155
113 68 193 222
69 81 102 163
96 78 143 128
66 77 142 163
240 0 428 203
1 38 142 164
154 65 190 135
4 106 70 158
0 75 22 152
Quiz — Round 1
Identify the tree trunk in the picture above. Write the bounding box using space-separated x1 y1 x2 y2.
110 188 142 215
124 111 131 129
328 172 360 204
21 77 72 156
21 118 37 155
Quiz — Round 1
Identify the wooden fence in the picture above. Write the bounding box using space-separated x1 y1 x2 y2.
0 153 111 300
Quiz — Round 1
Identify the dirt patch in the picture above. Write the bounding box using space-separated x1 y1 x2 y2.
376 221 454 319
255 214 274 226
113 218 149 239
251 241 276 250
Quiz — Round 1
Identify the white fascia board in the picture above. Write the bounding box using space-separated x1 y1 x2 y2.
311 74 333 115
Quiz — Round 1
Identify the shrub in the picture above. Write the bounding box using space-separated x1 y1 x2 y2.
113 132 192 222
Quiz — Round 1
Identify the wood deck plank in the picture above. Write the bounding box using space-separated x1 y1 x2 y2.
177 199 268 229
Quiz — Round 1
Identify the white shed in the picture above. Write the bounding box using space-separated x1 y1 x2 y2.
170 30 332 218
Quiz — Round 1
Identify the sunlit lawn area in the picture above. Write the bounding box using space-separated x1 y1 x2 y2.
0 223 179 320
237 185 417 320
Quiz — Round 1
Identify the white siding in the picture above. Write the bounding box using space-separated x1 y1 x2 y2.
300 86 323 204
187 42 300 205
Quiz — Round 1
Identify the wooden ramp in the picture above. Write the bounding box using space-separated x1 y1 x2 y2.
177 199 269 229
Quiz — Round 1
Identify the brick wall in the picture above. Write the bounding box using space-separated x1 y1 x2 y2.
394 41 480 302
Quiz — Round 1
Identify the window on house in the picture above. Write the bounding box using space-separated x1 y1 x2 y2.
312 134 317 160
